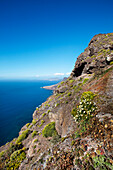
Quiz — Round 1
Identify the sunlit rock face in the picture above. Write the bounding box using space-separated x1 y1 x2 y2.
0 33 113 170
71 33 113 77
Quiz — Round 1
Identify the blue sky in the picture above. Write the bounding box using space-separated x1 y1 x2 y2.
0 0 113 79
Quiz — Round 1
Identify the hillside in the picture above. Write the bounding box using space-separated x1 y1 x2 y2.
0 33 113 170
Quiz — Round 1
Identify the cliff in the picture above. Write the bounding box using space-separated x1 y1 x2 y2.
0 33 113 170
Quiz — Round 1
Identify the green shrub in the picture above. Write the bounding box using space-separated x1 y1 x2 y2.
57 85 60 88
37 149 40 153
0 151 5 158
55 103 60 107
74 87 82 93
71 108 77 117
83 78 89 84
110 61 113 65
29 124 33 128
61 136 67 142
33 139 38 143
81 91 96 100
32 119 36 125
38 120 45 127
47 110 50 114
58 97 63 100
75 131 80 138
67 92 71 96
61 81 64 85
78 83 82 86
41 120 44 124
6 149 26 169
5 142 23 158
86 56 90 60
42 122 57 138
32 131 37 138
42 113 46 117
73 85 77 89
91 55 96 58
73 91 97 122
33 145 36 149
93 155 113 169
69 80 74 83
6 142 9 145
16 129 30 144
71 140 75 146
26 123 30 128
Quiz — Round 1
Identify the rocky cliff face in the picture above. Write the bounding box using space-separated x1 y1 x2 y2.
71 33 113 77
0 33 113 170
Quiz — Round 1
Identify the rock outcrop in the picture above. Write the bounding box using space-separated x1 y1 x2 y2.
0 33 113 170
71 33 113 77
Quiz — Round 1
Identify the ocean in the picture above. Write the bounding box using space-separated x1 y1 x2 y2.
0 80 59 146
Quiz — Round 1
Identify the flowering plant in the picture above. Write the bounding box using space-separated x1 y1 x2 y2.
72 91 97 122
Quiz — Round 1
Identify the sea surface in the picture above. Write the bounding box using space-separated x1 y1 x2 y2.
0 80 59 146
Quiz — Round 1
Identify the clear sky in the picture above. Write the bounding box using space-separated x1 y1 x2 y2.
0 0 113 79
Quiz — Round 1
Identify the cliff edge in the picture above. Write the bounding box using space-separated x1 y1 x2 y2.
0 33 113 170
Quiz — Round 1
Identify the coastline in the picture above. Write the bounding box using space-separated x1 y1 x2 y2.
0 80 58 147
41 84 58 90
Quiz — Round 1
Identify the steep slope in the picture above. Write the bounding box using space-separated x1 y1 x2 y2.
0 33 113 170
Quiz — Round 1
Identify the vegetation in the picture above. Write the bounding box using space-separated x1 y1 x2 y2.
58 97 63 100
93 155 113 169
74 86 82 93
26 123 30 128
42 122 57 138
57 85 60 88
16 129 30 144
91 55 96 58
38 120 45 127
55 103 60 107
42 113 46 117
69 80 74 83
0 151 5 158
101 66 113 76
50 131 61 144
32 119 37 125
29 124 33 128
110 61 113 65
33 145 36 149
1 33 113 170
72 91 97 122
67 92 71 96
37 149 40 153
32 131 37 138
61 136 68 142
71 108 77 117
33 139 38 143
61 81 64 85
47 110 51 113
83 78 89 84
98 48 110 56
6 149 26 170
